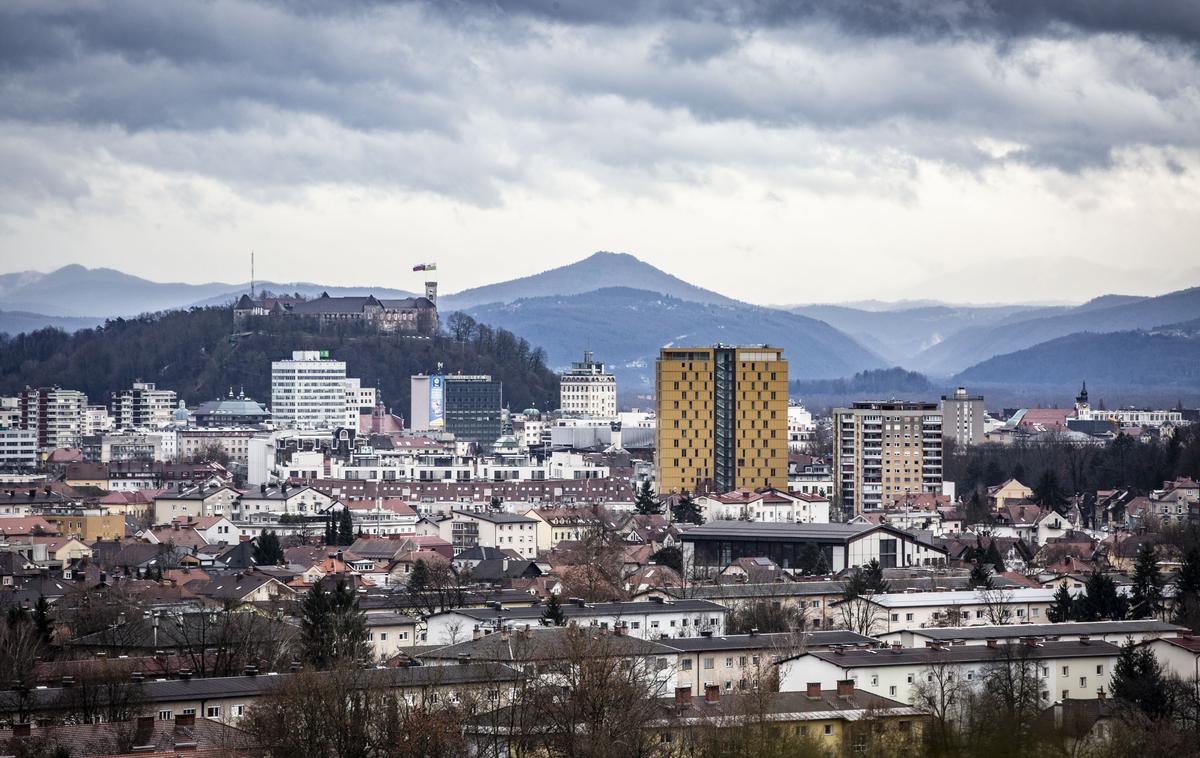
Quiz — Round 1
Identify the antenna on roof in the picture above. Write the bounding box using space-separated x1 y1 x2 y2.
250 250 256 299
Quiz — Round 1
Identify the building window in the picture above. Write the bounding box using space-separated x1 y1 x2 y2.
158 710 172 721
206 706 221 718
824 724 833 736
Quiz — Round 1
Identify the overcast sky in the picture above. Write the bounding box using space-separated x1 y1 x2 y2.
1 0 1198 304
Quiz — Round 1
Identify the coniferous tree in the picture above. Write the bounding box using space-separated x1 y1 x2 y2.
1076 572 1127 621
969 562 993 589
671 492 704 525
634 481 662 515
542 592 566 626
31 595 53 647
408 558 431 592
324 515 336 546
985 539 1006 574
1033 469 1068 512
252 530 285 566
1047 585 1075 623
300 580 371 668
337 508 354 546
1129 542 1163 619
1173 545 1200 628
1111 641 1170 718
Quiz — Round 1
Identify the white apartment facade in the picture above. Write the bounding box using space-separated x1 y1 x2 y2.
441 510 539 558
0 428 37 470
780 640 1118 706
271 350 349 430
833 401 943 516
559 352 617 418
344 378 378 428
110 381 177 429
940 387 985 447
18 387 88 450
787 404 816 452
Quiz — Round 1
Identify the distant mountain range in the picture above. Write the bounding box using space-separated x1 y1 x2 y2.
955 320 1200 387
439 252 739 311
462 287 885 391
3 255 1199 401
917 287 1200 375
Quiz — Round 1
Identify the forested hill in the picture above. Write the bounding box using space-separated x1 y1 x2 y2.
0 309 560 415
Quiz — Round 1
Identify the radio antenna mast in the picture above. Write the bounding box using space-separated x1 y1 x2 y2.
250 250 255 298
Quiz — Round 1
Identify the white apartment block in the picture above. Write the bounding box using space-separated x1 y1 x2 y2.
110 381 177 429
177 427 260 466
833 401 943 516
82 405 114 436
0 428 37 471
271 350 349 430
344 377 378 428
18 387 88 450
0 398 19 429
559 352 617 418
940 387 985 447
441 510 539 558
847 588 1060 634
787 404 816 452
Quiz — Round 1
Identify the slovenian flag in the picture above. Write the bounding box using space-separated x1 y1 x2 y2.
412 263 437 272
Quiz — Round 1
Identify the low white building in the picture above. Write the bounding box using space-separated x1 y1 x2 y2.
695 488 829 524
681 522 947 578
841 588 1060 634
234 484 336 518
441 510 539 558
424 598 729 645
1140 635 1200 683
880 619 1188 649
780 639 1120 706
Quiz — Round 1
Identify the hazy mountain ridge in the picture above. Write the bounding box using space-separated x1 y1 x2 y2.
955 325 1200 387
439 251 741 311
788 303 1049 366
916 285 1200 375
461 287 885 390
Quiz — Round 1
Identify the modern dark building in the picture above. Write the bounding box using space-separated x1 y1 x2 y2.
680 521 946 578
410 374 503 449
444 376 503 448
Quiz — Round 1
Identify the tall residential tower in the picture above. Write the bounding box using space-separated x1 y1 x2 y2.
833 401 943 517
655 345 787 495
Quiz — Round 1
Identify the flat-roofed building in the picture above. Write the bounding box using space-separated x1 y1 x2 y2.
834 400 943 517
656 345 787 495
680 521 946 579
560 351 617 418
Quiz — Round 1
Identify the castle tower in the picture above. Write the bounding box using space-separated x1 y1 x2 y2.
425 281 437 306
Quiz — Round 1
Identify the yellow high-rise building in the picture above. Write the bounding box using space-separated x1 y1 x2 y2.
656 345 788 495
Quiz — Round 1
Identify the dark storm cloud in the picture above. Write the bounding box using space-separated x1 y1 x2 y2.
0 0 1196 206
427 0 1200 46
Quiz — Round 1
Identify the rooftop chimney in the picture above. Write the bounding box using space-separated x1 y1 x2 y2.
986 638 998 649
806 682 822 699
704 684 720 703
675 686 692 707
1079 634 1090 645
836 679 855 698
175 713 195 728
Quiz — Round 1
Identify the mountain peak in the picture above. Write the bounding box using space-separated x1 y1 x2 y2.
439 251 741 310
